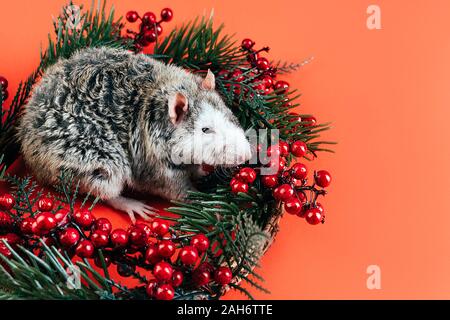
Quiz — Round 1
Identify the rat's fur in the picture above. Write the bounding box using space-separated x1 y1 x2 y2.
17 47 251 221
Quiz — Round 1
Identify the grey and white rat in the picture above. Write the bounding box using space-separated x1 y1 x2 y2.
17 47 252 222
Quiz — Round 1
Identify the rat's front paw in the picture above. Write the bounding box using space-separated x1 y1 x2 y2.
106 196 157 223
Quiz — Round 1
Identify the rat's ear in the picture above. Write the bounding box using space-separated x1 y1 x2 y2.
201 69 215 90
168 92 189 125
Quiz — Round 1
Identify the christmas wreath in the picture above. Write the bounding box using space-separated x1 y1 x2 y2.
0 1 334 300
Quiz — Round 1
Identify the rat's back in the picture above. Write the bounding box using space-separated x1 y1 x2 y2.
17 47 157 192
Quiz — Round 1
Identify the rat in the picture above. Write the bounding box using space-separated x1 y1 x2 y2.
17 47 252 222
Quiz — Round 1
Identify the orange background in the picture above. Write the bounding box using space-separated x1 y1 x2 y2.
1 0 450 299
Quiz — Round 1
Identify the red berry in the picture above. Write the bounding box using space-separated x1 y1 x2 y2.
214 266 233 285
126 10 139 23
59 227 80 248
93 218 112 234
315 170 332 188
241 38 255 50
19 217 35 234
261 76 274 88
179 246 198 265
153 261 173 282
142 12 157 24
172 270 184 287
273 184 294 201
279 141 290 157
34 212 57 235
256 57 270 71
143 30 157 43
2 90 8 101
266 157 286 172
75 240 94 258
128 225 148 248
198 261 215 273
54 210 69 225
305 207 323 225
90 231 109 248
37 196 54 212
267 145 281 157
261 175 278 188
155 23 163 35
117 263 136 277
231 181 249 194
157 240 176 258
146 279 158 297
0 193 15 211
72 209 95 229
193 268 211 286
290 141 308 158
230 69 244 82
154 284 174 300
160 8 173 22
0 76 8 89
273 80 290 94
136 223 152 237
291 163 308 180
0 212 14 230
284 197 302 215
150 219 169 236
303 116 317 127
145 244 161 264
94 255 111 268
190 234 209 252
238 168 257 184
110 228 129 248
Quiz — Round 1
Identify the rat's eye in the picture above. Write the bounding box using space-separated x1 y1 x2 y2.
202 127 214 134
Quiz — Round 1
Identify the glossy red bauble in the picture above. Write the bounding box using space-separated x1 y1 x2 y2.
150 219 169 236
94 255 111 268
153 261 173 282
93 218 112 234
75 240 95 258
190 234 210 253
54 210 69 225
58 227 80 248
0 76 8 89
109 228 129 248
179 246 198 265
273 184 294 201
261 174 278 188
125 10 139 23
37 196 54 212
143 30 157 43
160 8 173 22
154 284 175 300
314 170 332 188
279 141 290 157
284 197 302 215
214 266 233 285
72 209 95 229
157 240 176 258
305 207 323 225
290 140 308 158
34 212 57 235
146 279 158 297
303 116 317 127
238 168 257 184
0 193 15 211
291 163 308 180
231 180 249 194
128 225 148 248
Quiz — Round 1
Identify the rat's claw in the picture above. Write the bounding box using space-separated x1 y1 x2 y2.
106 196 157 222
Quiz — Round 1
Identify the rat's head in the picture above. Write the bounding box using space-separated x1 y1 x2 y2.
169 70 252 166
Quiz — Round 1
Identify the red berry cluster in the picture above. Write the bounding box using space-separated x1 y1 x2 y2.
0 75 9 103
0 192 233 300
125 8 173 52
230 140 332 225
